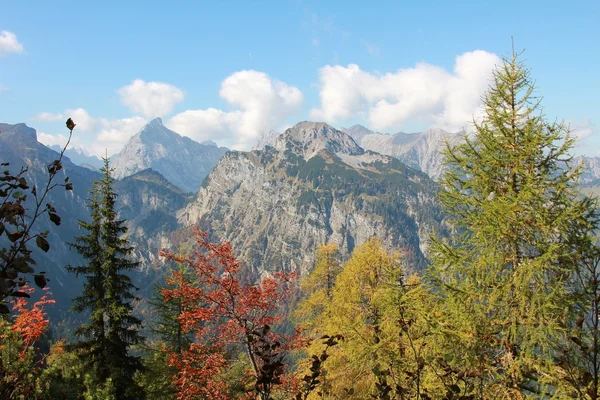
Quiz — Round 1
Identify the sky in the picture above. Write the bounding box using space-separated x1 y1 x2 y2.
0 0 598 157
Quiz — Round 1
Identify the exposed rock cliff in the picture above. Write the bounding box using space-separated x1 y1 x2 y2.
178 122 444 275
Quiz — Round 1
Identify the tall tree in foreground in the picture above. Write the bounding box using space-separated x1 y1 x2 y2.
68 158 144 399
429 47 598 397
159 229 298 400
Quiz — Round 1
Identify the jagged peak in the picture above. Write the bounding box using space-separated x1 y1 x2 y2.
274 121 364 160
147 117 163 126
344 123 374 133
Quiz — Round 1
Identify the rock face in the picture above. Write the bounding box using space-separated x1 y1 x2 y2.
178 122 444 275
576 156 600 186
340 125 463 180
111 118 229 193
255 123 463 180
114 169 192 269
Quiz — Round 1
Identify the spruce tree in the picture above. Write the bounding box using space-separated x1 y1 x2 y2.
429 48 598 397
68 158 144 399
149 260 195 354
137 259 196 399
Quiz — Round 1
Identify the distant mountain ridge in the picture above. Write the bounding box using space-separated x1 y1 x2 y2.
339 124 463 180
253 123 462 180
50 145 104 171
111 118 229 193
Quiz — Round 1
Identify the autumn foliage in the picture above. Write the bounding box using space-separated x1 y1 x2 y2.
159 228 298 400
0 286 54 398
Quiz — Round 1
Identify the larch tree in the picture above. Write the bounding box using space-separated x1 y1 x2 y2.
68 157 144 400
429 47 598 397
295 243 341 337
296 238 442 399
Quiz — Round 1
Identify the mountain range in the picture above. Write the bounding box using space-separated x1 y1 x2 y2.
3 118 600 322
179 121 443 274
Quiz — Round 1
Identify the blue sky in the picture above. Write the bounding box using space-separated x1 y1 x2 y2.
0 0 598 156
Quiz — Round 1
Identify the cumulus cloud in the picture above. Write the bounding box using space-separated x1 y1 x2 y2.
92 116 147 156
118 79 184 118
310 50 501 132
0 31 24 57
65 108 97 132
167 70 303 149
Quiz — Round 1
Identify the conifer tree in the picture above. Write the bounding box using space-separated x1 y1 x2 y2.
68 158 144 400
429 47 598 397
136 259 196 399
296 238 442 398
149 260 195 354
295 243 341 336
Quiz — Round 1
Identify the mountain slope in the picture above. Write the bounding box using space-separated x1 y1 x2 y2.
0 123 190 323
340 125 463 180
111 118 229 193
178 122 444 274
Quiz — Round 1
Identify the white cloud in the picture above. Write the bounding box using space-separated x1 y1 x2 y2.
570 118 596 142
37 108 96 132
90 116 147 157
118 79 184 118
167 70 303 149
65 108 96 132
35 107 147 157
310 50 501 132
35 112 64 122
0 31 24 57
37 132 73 149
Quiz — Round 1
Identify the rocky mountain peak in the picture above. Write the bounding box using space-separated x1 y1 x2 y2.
0 123 38 144
111 119 229 193
274 121 364 160
136 118 174 143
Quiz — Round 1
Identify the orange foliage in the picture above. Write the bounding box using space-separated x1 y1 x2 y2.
159 228 299 400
